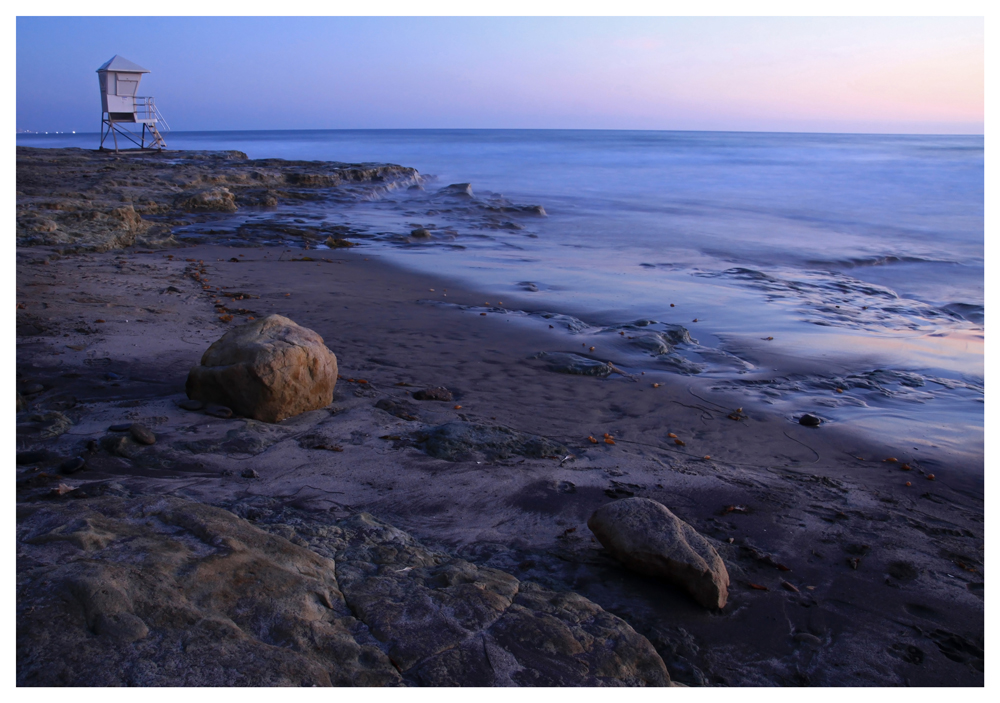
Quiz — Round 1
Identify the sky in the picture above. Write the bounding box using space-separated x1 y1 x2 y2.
15 15 984 134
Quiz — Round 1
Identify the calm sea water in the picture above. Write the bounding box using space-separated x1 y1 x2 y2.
18 129 984 468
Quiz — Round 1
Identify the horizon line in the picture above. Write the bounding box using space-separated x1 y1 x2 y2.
16 126 986 138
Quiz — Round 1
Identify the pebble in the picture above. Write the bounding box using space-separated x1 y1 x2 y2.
205 404 233 419
177 399 204 411
22 383 44 395
241 468 259 479
799 414 821 427
59 456 86 475
109 423 132 432
130 424 156 445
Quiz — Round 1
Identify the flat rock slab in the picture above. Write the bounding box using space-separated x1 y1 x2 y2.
588 497 730 610
535 352 613 377
374 398 419 421
16 490 397 686
419 421 570 462
17 489 672 687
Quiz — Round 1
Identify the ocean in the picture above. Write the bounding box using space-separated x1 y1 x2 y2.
17 129 984 469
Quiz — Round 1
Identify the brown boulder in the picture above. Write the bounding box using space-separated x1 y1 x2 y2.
186 315 337 423
588 497 729 609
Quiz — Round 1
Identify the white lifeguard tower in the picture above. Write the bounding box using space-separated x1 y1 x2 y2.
97 55 169 152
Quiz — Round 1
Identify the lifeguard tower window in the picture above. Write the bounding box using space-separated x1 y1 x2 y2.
116 75 139 96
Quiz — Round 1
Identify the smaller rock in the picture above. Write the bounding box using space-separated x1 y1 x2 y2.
442 183 473 197
21 383 44 395
413 387 453 402
59 456 86 475
241 468 260 479
108 423 132 432
536 352 613 378
177 399 204 411
410 228 432 239
588 497 730 609
100 434 142 458
105 372 121 381
205 404 233 419
129 424 156 445
325 236 355 248
799 414 821 427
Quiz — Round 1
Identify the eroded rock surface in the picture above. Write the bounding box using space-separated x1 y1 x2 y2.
588 497 730 610
15 147 419 252
186 315 338 423
419 421 570 462
17 488 673 687
16 489 399 686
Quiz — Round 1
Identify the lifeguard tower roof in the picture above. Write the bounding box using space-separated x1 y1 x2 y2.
97 55 150 73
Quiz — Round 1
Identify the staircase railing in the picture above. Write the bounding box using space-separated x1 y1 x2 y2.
134 96 170 131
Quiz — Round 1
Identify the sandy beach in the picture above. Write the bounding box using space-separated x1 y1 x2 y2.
15 148 983 686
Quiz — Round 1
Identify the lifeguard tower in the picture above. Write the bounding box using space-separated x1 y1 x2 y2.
97 55 169 152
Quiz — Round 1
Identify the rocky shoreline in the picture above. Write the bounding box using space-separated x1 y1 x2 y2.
15 148 984 686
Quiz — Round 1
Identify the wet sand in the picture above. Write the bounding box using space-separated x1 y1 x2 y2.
16 237 984 685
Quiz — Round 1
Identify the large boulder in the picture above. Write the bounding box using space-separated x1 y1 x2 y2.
588 497 729 609
186 315 337 423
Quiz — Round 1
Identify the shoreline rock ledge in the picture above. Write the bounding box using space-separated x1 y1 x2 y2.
588 497 730 610
186 315 338 423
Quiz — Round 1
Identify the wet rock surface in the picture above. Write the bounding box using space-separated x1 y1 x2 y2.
419 422 571 462
16 147 419 253
535 352 613 377
17 490 672 687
